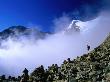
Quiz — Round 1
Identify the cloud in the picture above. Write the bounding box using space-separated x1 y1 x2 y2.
65 0 110 22
0 10 109 76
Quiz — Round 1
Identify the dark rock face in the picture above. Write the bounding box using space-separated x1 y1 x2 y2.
0 26 49 40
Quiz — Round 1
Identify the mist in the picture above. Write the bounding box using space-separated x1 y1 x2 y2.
0 11 110 76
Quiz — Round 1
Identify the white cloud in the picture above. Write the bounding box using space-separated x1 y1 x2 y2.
0 11 109 76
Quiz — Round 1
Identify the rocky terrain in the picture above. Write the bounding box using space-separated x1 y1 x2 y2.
31 33 110 82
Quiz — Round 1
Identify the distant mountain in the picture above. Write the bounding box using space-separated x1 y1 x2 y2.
0 26 50 40
63 20 80 34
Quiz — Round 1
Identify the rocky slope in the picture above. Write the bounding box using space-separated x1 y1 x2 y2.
31 34 110 82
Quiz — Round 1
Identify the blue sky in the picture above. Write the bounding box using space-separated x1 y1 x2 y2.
0 0 108 32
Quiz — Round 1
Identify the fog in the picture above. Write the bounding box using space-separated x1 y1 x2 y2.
0 12 110 76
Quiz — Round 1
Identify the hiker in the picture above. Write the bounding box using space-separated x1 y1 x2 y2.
87 45 90 51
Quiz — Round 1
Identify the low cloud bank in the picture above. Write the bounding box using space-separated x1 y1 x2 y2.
0 12 109 76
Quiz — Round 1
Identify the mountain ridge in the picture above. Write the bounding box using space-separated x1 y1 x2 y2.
0 26 49 40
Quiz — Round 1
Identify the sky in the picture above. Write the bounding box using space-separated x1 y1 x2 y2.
0 0 109 32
